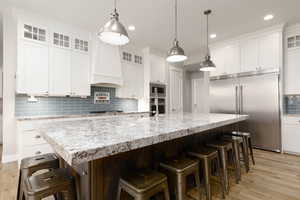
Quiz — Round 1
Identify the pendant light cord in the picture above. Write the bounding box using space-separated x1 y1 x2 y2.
114 0 117 11
206 12 209 54
175 0 178 41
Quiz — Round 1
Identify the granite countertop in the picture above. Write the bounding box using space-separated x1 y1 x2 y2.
39 113 249 166
16 111 150 121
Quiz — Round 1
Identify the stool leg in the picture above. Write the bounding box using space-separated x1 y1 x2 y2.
241 137 250 172
232 142 241 183
219 149 229 194
176 174 186 200
17 170 22 200
248 137 255 165
116 185 122 200
194 170 202 200
203 158 211 200
215 155 225 199
162 181 170 200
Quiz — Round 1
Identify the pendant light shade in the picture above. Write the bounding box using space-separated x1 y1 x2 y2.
166 0 187 63
166 39 187 62
98 0 129 46
200 10 216 71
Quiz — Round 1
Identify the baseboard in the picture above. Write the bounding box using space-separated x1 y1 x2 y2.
1 153 18 163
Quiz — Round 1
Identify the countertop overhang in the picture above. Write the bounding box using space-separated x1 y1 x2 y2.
39 113 249 166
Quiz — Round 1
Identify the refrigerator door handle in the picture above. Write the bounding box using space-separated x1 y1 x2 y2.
240 85 243 114
235 85 239 114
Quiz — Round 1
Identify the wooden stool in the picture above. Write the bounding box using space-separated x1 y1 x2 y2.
17 153 59 200
117 169 170 200
24 168 76 200
230 132 255 166
160 157 201 200
188 148 225 200
207 140 238 193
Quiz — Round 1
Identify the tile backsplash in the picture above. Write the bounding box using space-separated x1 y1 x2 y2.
284 95 300 114
15 87 138 116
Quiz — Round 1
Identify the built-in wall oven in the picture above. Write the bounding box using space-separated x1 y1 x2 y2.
150 83 166 116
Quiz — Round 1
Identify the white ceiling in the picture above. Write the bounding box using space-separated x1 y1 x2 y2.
2 0 300 55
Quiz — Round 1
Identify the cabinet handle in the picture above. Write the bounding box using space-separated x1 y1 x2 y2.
35 151 42 155
35 135 41 139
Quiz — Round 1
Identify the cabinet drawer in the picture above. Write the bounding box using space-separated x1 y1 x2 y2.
22 130 46 146
282 124 300 154
283 116 300 125
21 144 53 159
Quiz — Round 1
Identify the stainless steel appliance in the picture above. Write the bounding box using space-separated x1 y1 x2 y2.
210 70 281 152
150 83 166 116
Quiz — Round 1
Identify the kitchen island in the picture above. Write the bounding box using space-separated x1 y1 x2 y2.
39 113 248 200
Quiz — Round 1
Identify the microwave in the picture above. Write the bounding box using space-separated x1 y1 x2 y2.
150 83 166 98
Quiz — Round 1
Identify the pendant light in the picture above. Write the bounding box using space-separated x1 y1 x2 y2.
200 10 216 71
98 0 129 46
166 0 187 63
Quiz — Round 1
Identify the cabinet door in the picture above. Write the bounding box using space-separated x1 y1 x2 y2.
285 49 300 94
150 54 166 83
224 44 240 74
210 48 225 76
169 67 183 113
259 32 281 70
71 52 91 96
20 41 49 95
283 124 300 154
240 38 259 72
49 47 71 95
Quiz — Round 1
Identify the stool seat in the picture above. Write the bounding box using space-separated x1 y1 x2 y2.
24 168 76 200
207 140 232 149
160 157 198 173
120 169 167 193
231 131 250 137
222 136 243 143
188 148 218 159
21 153 58 170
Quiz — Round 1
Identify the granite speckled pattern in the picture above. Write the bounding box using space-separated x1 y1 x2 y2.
39 113 249 166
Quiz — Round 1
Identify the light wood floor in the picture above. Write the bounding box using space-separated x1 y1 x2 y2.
1 145 300 200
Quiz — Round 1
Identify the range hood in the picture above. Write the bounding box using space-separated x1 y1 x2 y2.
91 36 123 87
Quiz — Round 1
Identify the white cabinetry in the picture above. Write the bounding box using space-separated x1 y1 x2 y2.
282 116 300 154
17 20 91 96
209 26 283 77
49 47 71 95
17 40 49 95
258 32 281 70
284 49 300 94
169 66 183 113
71 51 91 96
240 37 259 72
150 54 166 84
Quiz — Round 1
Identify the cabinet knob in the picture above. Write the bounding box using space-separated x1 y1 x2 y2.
35 135 41 139
35 151 42 155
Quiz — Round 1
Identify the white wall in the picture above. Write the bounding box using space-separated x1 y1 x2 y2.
2 7 18 162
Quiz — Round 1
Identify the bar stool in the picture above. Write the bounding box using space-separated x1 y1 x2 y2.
207 140 238 193
17 153 59 200
117 169 170 200
221 136 244 181
230 132 255 165
24 168 76 200
160 157 202 200
188 147 225 200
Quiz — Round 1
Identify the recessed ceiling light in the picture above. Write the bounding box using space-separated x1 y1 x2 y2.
210 34 217 39
128 25 136 31
264 14 274 21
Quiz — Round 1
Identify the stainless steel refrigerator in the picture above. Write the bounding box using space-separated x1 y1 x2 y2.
210 70 281 152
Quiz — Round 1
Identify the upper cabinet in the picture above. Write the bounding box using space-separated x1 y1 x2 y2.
116 50 144 99
16 19 91 96
209 25 283 77
150 54 166 84
284 24 300 95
